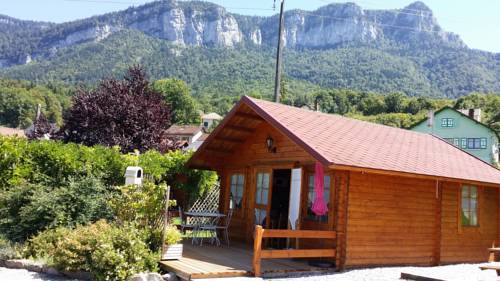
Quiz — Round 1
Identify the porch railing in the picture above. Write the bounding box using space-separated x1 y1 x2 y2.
252 225 337 276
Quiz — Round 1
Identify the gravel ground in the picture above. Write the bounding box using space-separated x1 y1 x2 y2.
0 267 75 281
269 263 500 281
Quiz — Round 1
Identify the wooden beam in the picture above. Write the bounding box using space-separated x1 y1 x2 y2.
214 136 245 143
330 164 500 188
261 249 336 259
235 112 263 121
225 125 255 134
262 229 336 239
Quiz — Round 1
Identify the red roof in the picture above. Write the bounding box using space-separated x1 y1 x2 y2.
165 125 202 136
0 126 25 137
194 96 500 185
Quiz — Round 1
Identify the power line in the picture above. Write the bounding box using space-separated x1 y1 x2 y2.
57 0 450 34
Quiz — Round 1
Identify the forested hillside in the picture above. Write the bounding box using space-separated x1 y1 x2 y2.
1 1 500 98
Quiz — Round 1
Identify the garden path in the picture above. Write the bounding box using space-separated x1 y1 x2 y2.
0 267 76 281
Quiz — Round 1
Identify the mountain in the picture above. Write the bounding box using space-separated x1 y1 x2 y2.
0 0 499 98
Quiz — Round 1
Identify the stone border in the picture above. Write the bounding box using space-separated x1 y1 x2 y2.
0 259 90 280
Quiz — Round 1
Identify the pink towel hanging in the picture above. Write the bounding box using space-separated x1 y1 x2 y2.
311 162 328 216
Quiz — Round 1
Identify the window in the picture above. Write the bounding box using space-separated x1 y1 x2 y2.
306 174 331 222
461 138 467 149
461 185 478 227
443 138 454 144
453 138 460 147
441 118 454 127
467 138 482 149
480 138 487 149
255 173 270 205
230 174 245 210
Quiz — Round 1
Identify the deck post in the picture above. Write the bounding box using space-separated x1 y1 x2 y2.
253 225 264 277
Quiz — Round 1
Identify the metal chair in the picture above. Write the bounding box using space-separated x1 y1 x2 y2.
197 216 221 246
216 209 234 246
178 207 197 236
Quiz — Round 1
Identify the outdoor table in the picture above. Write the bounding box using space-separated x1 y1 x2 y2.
184 211 226 218
184 212 225 246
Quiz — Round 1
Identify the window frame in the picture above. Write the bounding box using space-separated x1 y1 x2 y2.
305 173 331 223
467 138 483 149
229 172 245 211
460 185 479 228
461 138 467 149
480 138 487 149
441 118 454 128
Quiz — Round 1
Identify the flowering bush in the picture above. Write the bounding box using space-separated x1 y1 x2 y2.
26 220 158 281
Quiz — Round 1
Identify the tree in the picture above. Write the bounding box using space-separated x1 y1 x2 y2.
153 79 200 125
384 92 406 113
60 66 177 153
358 93 387 115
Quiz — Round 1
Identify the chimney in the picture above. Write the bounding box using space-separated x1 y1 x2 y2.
427 110 434 127
470 108 481 122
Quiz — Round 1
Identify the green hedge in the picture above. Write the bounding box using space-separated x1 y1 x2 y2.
0 136 217 242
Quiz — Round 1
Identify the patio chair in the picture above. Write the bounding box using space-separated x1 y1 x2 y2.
197 216 221 246
216 208 234 246
178 207 197 236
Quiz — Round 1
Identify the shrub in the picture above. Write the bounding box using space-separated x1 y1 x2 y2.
164 225 182 245
0 176 114 242
110 182 173 251
0 137 126 189
0 234 23 260
26 220 158 281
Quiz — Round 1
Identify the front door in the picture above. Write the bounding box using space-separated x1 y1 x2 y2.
254 170 272 227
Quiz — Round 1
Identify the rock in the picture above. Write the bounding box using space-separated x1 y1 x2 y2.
162 272 179 281
43 266 62 276
62 270 91 280
130 273 147 281
146 272 164 281
24 261 44 273
4 259 27 269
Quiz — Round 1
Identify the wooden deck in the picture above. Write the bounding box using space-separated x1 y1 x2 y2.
160 241 335 280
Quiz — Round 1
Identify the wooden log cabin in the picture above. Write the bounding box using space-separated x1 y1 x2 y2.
186 96 500 272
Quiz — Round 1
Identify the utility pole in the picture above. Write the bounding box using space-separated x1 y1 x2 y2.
273 0 285 103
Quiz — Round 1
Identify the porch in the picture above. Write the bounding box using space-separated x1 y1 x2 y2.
161 227 338 280
159 239 336 281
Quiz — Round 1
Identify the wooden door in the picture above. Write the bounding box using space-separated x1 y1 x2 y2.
254 169 272 228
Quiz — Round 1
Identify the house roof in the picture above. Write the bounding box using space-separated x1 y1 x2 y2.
202 113 223 120
0 126 25 137
189 96 500 186
165 125 202 136
409 106 499 139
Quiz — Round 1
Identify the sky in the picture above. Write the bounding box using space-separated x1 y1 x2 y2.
2 0 499 52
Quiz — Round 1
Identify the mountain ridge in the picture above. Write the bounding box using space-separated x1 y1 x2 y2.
0 0 499 99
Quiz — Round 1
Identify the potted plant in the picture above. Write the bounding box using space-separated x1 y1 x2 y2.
162 225 183 260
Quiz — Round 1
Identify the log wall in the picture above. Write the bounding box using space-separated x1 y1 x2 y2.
345 172 437 266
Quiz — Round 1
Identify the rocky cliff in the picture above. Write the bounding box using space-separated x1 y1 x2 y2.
0 0 465 67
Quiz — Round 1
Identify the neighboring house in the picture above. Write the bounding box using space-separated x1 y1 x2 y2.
181 96 500 276
165 125 203 145
201 112 223 131
0 126 25 137
410 107 499 165
187 133 209 151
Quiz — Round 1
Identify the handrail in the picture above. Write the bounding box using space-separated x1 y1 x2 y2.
252 225 337 277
